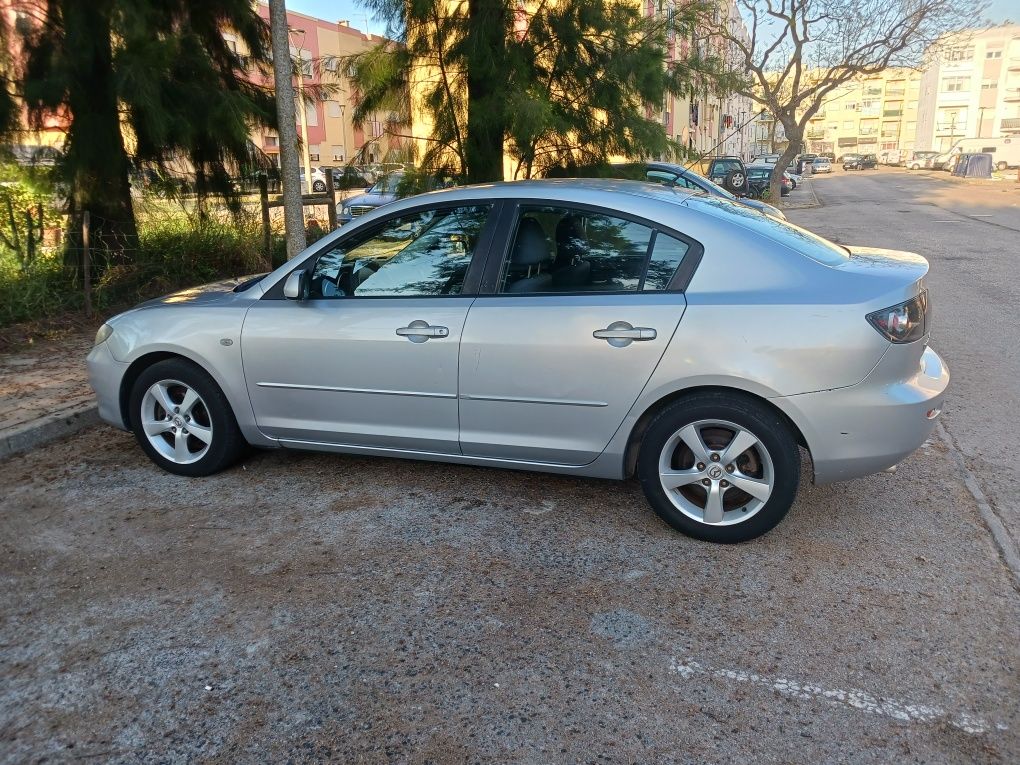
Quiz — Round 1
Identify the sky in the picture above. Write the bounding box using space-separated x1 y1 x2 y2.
284 0 1016 36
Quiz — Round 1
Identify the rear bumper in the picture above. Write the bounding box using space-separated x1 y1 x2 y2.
774 345 949 484
86 341 130 430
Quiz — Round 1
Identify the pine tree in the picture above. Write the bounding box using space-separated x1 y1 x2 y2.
347 0 730 183
17 0 276 268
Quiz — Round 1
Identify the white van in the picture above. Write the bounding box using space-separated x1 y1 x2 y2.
948 137 1020 170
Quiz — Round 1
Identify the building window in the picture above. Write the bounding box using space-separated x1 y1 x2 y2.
941 77 970 92
986 50 1002 59
946 47 973 61
844 102 858 111
264 134 278 148
842 120 854 130
332 145 345 162
326 101 343 119
308 144 320 162
981 81 998 90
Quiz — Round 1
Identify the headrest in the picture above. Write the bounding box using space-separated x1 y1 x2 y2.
511 219 551 267
555 215 586 264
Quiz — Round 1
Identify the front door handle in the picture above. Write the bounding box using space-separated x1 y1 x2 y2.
593 321 656 347
396 319 450 343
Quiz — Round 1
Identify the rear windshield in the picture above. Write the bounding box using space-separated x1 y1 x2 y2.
711 159 742 172
689 197 850 267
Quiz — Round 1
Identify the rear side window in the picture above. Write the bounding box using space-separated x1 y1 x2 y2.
497 205 691 294
692 197 850 266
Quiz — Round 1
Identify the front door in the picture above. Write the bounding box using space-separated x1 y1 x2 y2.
458 203 695 465
242 203 496 453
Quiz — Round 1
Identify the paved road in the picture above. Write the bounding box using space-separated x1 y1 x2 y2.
1 172 1018 763
790 168 1020 574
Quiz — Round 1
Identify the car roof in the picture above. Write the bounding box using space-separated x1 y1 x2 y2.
387 178 699 206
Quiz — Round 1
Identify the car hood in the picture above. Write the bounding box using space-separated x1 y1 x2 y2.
343 191 397 207
136 275 261 309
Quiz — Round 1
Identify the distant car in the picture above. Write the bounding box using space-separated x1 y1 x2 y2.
906 151 940 170
932 153 954 171
623 162 787 219
337 172 404 224
88 179 949 543
328 166 374 191
843 153 877 171
705 156 751 195
812 157 833 173
795 154 818 174
745 165 791 197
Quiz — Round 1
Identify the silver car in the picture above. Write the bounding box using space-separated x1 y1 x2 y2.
88 180 948 543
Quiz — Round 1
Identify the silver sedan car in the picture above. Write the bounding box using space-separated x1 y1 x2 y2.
88 180 949 543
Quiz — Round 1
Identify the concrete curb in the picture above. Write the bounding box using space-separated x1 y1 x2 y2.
780 178 821 210
0 403 100 461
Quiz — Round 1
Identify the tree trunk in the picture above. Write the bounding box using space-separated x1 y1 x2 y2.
62 0 137 273
465 0 507 183
268 0 306 260
771 126 801 206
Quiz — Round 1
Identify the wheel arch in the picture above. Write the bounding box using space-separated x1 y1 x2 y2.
622 385 810 478
118 351 224 429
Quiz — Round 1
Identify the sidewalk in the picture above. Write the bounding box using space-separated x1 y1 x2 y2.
0 332 98 459
780 176 820 210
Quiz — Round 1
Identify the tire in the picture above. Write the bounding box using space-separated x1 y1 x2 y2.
637 391 800 543
129 358 246 477
722 169 748 195
312 180 327 193
996 161 1007 172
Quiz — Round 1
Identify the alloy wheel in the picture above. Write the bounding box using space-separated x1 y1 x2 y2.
140 379 214 464
657 419 774 526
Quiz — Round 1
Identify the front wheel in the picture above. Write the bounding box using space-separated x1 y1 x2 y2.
312 180 327 192
129 358 246 477
637 392 800 543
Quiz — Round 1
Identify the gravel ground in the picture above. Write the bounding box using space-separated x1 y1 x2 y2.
1 424 1018 764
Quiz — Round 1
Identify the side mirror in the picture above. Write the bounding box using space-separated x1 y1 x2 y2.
283 269 310 301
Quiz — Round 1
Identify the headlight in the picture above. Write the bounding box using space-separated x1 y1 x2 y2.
341 206 351 216
94 323 114 346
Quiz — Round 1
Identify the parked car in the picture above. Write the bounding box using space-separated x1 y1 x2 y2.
794 154 818 174
878 149 903 166
812 157 832 173
552 161 787 220
745 165 791 196
327 166 374 191
931 153 954 171
87 179 948 543
906 151 940 170
705 156 751 195
842 153 877 170
337 172 405 224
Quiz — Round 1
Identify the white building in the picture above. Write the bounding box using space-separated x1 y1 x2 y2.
915 23 1020 151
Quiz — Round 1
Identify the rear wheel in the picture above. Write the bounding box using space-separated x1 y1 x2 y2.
996 161 1008 172
129 358 245 477
637 392 800 543
313 180 327 192
722 169 748 195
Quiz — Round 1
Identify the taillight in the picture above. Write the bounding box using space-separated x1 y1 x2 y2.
866 290 928 344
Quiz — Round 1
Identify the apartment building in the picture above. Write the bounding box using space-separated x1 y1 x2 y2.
755 68 923 159
915 23 1020 151
248 3 404 168
654 0 755 160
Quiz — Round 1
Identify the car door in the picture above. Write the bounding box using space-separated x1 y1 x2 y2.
457 202 699 466
241 201 498 453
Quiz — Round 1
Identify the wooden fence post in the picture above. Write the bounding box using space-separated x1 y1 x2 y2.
325 168 338 231
82 211 93 319
259 173 272 266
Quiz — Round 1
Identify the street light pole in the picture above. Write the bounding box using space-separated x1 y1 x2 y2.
290 28 313 195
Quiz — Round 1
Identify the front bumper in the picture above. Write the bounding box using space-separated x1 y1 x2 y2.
86 341 130 430
775 345 949 485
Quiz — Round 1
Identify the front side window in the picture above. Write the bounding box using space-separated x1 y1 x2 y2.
498 206 690 294
309 205 491 298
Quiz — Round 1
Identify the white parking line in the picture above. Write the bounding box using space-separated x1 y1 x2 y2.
669 656 1007 735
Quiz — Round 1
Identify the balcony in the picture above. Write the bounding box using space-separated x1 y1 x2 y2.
1006 88 1020 102
1001 117 1020 132
883 109 903 117
807 129 826 139
809 111 826 120
885 89 906 98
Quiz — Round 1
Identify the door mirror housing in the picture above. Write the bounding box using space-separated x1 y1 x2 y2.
283 269 310 301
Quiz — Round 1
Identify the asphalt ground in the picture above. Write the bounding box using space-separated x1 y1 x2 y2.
1 168 1018 763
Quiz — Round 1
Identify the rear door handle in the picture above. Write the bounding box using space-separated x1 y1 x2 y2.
593 321 656 347
396 320 450 343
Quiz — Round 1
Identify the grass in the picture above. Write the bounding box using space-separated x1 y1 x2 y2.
0 210 287 336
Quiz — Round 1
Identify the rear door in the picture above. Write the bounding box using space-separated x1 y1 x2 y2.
457 202 701 465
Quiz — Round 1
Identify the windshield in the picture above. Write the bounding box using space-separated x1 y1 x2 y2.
711 159 743 173
371 174 403 194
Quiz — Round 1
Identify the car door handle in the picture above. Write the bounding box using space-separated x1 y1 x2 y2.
396 320 449 342
593 322 657 346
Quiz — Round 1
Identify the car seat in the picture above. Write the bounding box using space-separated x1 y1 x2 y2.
504 218 553 293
